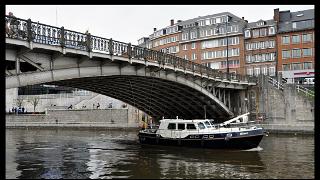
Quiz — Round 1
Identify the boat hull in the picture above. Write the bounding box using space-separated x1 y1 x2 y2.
138 132 264 150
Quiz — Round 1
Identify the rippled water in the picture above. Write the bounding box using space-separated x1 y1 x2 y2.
6 128 314 179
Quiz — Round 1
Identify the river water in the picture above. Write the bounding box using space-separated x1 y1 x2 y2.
6 128 314 179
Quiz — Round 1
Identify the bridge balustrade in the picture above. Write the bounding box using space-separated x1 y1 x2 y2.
5 15 257 84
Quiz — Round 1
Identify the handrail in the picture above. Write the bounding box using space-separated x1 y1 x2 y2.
5 15 257 84
296 85 314 97
266 76 314 98
266 76 284 91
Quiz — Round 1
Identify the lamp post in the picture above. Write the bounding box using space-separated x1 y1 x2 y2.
225 15 232 80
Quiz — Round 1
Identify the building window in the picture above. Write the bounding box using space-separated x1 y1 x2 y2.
200 30 205 37
303 62 313 69
270 53 276 61
292 63 302 70
283 64 291 71
246 55 251 63
269 26 275 35
245 30 251 38
218 27 225 34
282 36 290 44
269 66 275 76
303 48 312 57
292 35 300 44
260 28 267 36
254 68 260 76
269 40 275 48
216 17 221 24
262 67 268 75
260 41 265 49
183 44 187 50
292 22 297 29
247 68 253 76
292 49 301 58
191 53 197 60
199 20 206 26
302 34 312 42
282 50 290 59
210 18 216 24
184 55 188 60
253 29 259 37
182 33 188 40
261 54 266 61
191 42 196 49
190 31 197 39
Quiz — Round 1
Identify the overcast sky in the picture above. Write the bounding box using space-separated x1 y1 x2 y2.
6 5 314 45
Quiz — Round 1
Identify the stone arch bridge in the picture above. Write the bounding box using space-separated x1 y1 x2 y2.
5 16 257 122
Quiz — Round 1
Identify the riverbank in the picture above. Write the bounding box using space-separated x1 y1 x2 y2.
260 123 314 135
6 122 314 135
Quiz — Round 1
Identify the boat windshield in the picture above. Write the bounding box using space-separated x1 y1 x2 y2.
198 122 206 129
204 121 212 128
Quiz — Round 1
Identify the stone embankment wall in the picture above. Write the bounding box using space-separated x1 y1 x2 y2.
6 109 140 129
256 75 314 133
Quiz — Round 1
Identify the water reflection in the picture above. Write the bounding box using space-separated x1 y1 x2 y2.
6 129 314 179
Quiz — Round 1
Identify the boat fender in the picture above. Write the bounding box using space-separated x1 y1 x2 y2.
224 133 232 141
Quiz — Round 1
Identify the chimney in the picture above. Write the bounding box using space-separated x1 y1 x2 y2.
153 28 157 32
274 8 280 22
170 19 174 26
242 17 244 20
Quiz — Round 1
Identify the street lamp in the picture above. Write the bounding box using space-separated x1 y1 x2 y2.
225 15 232 80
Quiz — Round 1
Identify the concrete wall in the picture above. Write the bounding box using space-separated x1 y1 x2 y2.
256 75 314 132
6 109 140 128
6 88 18 111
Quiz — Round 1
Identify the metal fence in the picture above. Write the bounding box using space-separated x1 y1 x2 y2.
5 15 257 84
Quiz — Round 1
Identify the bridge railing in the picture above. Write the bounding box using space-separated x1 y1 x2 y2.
5 15 257 84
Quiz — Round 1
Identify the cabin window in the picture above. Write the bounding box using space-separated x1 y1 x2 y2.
198 122 206 129
178 123 185 130
186 124 196 130
204 121 212 128
168 123 176 130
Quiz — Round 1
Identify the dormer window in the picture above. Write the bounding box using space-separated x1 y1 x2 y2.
269 26 275 35
245 30 251 38
199 20 206 26
257 21 264 26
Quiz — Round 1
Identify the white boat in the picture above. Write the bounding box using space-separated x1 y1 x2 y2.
138 113 265 150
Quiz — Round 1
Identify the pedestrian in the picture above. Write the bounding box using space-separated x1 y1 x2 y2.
22 107 25 114
7 12 18 38
97 103 100 109
12 107 14 113
93 103 95 109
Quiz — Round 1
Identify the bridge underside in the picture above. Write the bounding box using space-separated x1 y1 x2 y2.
46 75 230 122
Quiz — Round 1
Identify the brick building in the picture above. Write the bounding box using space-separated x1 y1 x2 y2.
274 8 314 84
139 12 248 75
244 19 277 77
138 8 314 81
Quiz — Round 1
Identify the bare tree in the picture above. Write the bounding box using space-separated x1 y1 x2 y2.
15 97 24 108
28 97 40 112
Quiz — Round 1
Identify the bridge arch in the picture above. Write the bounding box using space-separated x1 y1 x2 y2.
6 65 233 121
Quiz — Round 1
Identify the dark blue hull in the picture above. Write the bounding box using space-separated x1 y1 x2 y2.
138 131 264 150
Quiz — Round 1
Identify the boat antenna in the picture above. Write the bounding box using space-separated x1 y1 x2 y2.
204 105 207 119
